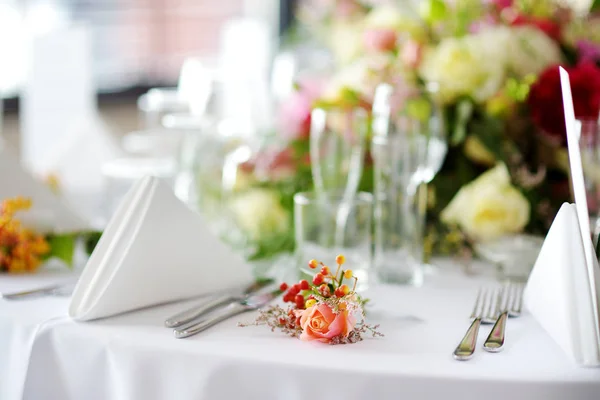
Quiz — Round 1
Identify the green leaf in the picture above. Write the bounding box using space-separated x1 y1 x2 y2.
591 0 600 12
45 234 76 268
470 115 507 163
450 100 474 146
83 231 103 255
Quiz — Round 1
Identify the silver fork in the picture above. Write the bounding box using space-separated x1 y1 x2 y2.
483 282 524 352
453 288 494 361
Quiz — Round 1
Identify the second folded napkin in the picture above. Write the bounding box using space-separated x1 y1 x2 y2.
0 146 90 233
69 176 253 321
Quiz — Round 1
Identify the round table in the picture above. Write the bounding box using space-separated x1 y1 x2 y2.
1 261 599 400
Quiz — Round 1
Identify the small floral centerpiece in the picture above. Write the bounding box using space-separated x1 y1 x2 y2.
0 196 102 273
240 255 383 344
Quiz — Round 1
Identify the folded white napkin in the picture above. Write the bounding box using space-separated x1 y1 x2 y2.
69 176 253 321
525 68 600 367
525 203 600 366
0 146 90 233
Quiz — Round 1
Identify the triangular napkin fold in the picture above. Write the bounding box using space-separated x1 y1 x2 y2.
69 176 253 321
524 203 600 367
0 147 89 233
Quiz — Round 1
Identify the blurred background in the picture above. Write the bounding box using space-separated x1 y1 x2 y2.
1 0 295 138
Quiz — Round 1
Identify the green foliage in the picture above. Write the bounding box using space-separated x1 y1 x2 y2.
44 234 76 268
448 99 474 145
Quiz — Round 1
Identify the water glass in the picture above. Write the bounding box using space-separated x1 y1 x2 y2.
294 191 373 289
372 135 426 286
309 107 368 195
577 119 600 229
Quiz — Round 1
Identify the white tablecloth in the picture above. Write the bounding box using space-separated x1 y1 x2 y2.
1 263 599 400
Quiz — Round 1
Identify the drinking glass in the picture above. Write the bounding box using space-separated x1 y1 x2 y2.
371 82 445 284
577 118 600 235
310 107 368 247
372 135 426 285
310 107 368 195
294 191 373 289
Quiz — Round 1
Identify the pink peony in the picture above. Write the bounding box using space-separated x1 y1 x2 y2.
363 29 397 52
278 79 323 141
299 304 356 343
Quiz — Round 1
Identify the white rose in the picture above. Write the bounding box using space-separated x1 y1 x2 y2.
441 164 530 241
507 26 562 77
329 19 365 65
322 56 389 102
228 189 289 241
419 28 508 104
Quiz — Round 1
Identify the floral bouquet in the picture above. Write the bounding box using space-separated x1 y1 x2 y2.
240 255 382 344
0 197 101 273
195 0 600 264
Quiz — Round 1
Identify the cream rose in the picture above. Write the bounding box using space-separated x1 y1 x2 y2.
419 29 507 104
228 189 289 241
441 164 530 241
506 26 562 77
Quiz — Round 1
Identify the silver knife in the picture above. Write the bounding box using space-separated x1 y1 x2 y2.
1 283 75 300
164 279 273 328
173 289 281 339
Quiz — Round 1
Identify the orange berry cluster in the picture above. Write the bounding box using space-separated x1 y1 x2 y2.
0 197 50 273
280 254 357 310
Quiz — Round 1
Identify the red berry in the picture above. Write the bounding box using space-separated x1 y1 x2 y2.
293 283 301 292
318 284 331 297
294 294 304 304
299 280 309 290
278 318 286 325
308 259 318 269
288 285 299 296
321 266 330 276
279 282 288 291
313 273 324 285
283 293 292 302
335 288 344 298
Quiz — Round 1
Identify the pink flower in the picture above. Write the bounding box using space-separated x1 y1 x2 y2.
299 304 356 343
400 40 423 69
278 79 324 141
363 29 397 52
578 40 600 64
253 147 297 181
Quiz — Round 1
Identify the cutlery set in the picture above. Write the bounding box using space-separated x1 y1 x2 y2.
453 283 524 361
165 279 280 339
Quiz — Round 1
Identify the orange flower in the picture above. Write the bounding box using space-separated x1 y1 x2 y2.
299 304 356 343
0 197 49 273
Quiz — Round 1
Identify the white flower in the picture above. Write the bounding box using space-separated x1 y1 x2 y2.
419 28 508 104
441 164 530 241
322 56 390 102
506 26 562 77
329 19 365 65
364 5 405 29
228 189 289 241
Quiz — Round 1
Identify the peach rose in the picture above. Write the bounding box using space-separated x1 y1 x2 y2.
364 29 397 52
299 304 356 343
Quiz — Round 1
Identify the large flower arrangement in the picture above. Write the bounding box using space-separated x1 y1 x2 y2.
223 0 600 261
